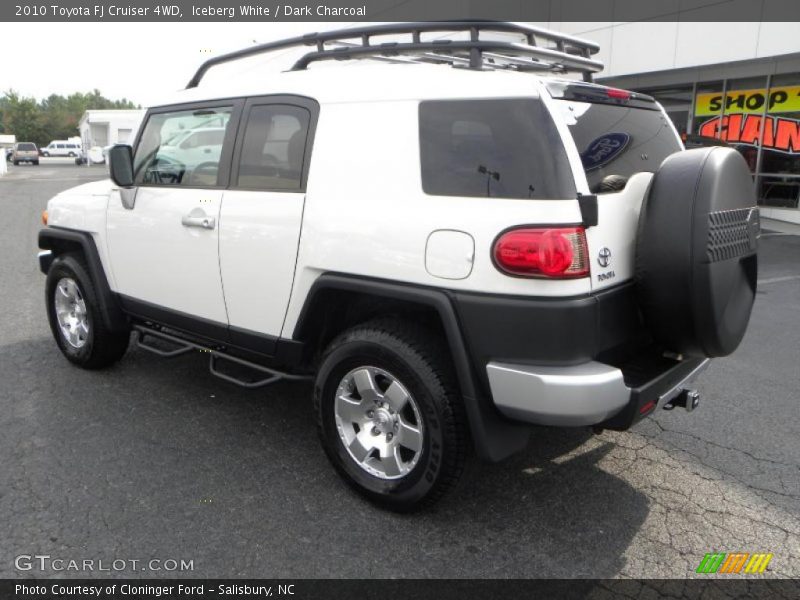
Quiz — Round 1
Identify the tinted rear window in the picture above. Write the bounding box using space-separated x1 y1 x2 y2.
17 143 36 151
419 99 575 199
555 100 682 193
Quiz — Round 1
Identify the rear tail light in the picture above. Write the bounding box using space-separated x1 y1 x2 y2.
606 87 632 100
493 227 589 278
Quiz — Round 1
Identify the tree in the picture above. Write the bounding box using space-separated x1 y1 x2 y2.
1 89 139 146
1 90 47 144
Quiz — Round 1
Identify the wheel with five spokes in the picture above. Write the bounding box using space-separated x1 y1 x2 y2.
315 318 469 511
45 254 130 369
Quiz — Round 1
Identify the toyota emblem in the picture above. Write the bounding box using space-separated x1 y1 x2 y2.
598 247 611 268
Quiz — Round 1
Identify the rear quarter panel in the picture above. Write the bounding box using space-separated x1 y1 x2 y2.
282 99 592 338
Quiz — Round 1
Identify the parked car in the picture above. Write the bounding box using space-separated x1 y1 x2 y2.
12 142 39 165
41 140 82 157
36 22 760 512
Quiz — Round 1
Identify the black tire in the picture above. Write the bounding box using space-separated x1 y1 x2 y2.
12 160 18 166
45 254 130 369
42 152 49 157
68 152 76 157
33 160 39 166
636 147 759 358
315 318 469 512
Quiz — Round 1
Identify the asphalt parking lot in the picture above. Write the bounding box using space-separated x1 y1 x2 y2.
1 163 798 579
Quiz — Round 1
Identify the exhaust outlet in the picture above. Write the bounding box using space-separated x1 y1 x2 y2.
663 389 701 412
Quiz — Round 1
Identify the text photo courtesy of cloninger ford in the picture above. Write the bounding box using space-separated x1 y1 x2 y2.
1 1 800 597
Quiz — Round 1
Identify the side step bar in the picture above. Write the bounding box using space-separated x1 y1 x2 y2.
133 325 312 389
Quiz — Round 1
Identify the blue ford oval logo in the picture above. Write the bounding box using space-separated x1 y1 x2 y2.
580 133 631 171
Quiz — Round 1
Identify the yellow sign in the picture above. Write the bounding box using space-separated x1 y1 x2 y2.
695 85 800 116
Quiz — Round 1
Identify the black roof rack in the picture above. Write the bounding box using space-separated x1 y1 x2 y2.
186 21 603 89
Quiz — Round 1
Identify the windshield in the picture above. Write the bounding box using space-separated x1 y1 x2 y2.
555 100 682 193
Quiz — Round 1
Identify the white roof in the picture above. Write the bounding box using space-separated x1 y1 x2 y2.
151 63 571 108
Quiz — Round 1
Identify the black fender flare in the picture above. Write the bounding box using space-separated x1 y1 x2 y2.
38 227 128 333
294 273 530 462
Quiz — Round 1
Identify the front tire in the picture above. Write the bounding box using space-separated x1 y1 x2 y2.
45 254 130 369
315 319 469 512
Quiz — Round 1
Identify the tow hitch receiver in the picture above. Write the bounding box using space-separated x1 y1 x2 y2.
663 389 701 412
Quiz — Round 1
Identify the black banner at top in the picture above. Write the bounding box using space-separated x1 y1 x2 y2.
3 0 800 22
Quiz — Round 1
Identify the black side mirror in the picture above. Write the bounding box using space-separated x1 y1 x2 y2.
109 145 134 188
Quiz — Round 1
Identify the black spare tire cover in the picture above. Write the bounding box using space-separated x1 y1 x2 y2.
636 147 759 358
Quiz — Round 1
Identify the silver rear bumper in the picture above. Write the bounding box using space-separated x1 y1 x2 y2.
486 358 710 427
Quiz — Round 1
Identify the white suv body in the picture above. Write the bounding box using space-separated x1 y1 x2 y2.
37 23 759 511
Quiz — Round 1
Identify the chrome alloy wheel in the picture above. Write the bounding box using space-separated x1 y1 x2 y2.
54 277 89 349
334 366 424 480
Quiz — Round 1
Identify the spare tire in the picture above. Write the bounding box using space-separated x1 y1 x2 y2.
636 147 759 358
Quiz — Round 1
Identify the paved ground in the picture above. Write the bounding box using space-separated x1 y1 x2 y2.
1 163 798 579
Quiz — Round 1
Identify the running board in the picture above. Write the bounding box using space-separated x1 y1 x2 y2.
133 325 312 389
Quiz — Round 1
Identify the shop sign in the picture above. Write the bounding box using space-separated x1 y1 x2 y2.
695 85 800 116
698 113 800 154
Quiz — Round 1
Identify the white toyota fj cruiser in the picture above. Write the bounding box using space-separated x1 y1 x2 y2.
38 22 760 511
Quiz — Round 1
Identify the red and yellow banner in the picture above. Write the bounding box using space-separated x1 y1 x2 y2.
695 85 800 116
698 113 800 154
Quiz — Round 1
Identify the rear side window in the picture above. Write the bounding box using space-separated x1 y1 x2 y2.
555 100 682 193
235 104 310 191
419 99 575 199
17 143 36 151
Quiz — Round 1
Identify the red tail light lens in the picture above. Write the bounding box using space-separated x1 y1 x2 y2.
493 227 589 278
606 87 632 100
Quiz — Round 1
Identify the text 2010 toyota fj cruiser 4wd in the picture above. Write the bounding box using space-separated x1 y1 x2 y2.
38 22 760 511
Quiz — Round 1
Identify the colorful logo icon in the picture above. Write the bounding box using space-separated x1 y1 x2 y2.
696 552 773 574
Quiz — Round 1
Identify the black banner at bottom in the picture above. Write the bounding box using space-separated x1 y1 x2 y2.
3 579 800 600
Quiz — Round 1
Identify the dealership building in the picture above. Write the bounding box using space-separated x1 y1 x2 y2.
543 22 800 224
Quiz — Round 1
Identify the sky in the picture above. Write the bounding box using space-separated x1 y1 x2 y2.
0 22 353 106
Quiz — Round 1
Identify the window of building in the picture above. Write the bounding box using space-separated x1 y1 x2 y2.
758 73 800 208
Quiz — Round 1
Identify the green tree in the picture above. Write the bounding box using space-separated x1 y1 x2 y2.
1 90 47 144
1 89 139 146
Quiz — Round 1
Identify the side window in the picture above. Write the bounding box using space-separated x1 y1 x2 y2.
235 104 310 191
419 99 576 199
56 144 65 149
133 106 233 187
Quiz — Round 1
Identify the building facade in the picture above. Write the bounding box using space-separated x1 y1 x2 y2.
78 109 145 154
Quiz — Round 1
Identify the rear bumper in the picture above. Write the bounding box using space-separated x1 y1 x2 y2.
487 356 710 428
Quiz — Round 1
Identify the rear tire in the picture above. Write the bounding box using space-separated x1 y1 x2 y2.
45 254 130 369
315 318 469 512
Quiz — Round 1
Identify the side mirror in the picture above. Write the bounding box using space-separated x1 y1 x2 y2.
109 144 134 188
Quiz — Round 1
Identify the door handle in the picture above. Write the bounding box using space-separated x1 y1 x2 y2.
181 214 216 229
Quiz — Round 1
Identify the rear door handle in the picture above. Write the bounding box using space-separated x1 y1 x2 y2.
181 213 216 229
